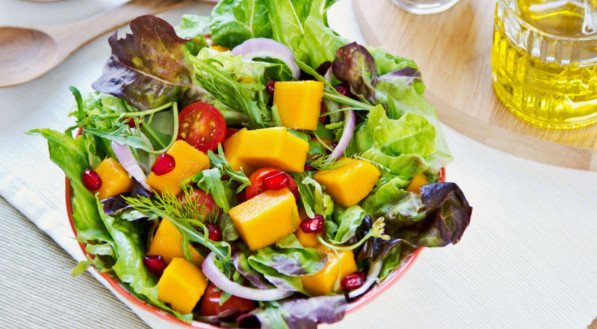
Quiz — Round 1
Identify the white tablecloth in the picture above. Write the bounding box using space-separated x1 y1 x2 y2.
0 1 595 328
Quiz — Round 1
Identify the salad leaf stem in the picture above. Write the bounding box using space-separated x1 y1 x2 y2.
323 91 371 109
317 218 390 251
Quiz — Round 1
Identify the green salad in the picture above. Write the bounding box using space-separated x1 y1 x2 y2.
31 1 472 328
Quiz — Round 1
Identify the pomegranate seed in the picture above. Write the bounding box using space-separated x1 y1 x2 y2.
152 154 175 176
341 271 366 291
81 169 102 191
266 80 276 96
143 255 167 276
335 84 350 96
127 118 136 128
263 172 290 190
300 214 325 233
207 224 222 241
304 164 314 171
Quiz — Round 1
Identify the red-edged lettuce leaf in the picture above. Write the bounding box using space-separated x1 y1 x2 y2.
332 42 378 103
92 15 198 110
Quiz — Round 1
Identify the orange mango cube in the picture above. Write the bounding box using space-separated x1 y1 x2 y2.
273 81 324 131
314 158 380 207
296 229 320 248
157 258 208 314
301 247 357 296
146 140 210 195
224 127 308 173
94 157 134 199
406 173 429 194
228 188 300 251
148 218 203 265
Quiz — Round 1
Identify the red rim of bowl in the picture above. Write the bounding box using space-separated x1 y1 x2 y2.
65 168 445 328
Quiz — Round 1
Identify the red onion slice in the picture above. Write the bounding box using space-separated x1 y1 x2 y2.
328 110 356 161
202 252 293 301
232 38 300 79
111 141 151 191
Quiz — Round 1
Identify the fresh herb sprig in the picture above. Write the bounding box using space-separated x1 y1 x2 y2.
317 217 390 251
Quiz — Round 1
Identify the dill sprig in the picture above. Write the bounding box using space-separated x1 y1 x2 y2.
317 217 390 252
306 153 341 171
122 190 231 264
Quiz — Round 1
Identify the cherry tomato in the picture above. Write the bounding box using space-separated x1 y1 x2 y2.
178 188 218 217
178 102 227 152
245 167 299 200
199 284 256 317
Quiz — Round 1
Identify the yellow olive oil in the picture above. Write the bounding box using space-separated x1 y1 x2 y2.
491 0 597 129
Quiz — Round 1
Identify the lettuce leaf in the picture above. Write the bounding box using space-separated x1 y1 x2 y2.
210 0 272 48
93 15 201 110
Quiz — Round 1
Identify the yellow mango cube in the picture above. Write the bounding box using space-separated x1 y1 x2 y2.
314 158 380 207
296 230 320 248
148 218 203 265
273 81 324 130
226 127 308 173
157 258 208 314
228 188 300 251
147 140 210 195
301 247 357 296
94 158 134 199
407 173 428 194
223 129 253 173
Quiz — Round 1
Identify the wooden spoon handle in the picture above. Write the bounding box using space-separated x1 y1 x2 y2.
43 0 190 54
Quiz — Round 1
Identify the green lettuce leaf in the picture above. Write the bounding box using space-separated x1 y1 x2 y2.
210 0 272 48
332 205 365 244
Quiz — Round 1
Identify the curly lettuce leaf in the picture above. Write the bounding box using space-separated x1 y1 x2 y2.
93 15 199 110
210 0 272 48
28 129 114 250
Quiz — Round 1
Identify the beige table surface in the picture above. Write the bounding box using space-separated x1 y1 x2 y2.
0 1 596 328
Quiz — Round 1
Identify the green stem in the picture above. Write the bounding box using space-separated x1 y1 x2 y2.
323 91 371 109
317 232 374 252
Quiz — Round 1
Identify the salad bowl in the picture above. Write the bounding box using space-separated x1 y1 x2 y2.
34 0 471 327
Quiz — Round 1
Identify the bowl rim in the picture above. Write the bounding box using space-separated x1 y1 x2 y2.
64 168 445 328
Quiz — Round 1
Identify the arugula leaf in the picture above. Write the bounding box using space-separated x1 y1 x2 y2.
93 15 201 110
210 0 272 48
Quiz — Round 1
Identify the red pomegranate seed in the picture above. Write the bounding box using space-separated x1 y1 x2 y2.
263 172 290 190
304 164 314 171
143 255 167 276
300 214 325 233
341 271 366 291
152 154 176 176
335 84 350 96
207 224 222 241
81 169 102 191
266 80 276 96
127 118 136 128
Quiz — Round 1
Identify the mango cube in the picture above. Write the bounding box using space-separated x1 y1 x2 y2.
148 218 203 265
273 81 324 130
224 127 308 173
296 229 320 248
157 258 208 314
301 247 357 296
223 129 253 173
94 157 134 199
147 140 210 195
228 188 300 250
314 158 380 207
406 173 428 194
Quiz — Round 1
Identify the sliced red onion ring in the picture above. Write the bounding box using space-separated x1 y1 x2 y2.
347 258 382 299
202 252 293 301
231 38 300 79
328 110 356 162
111 141 151 191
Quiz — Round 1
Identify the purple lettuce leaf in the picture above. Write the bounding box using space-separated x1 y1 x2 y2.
332 42 378 103
92 15 200 110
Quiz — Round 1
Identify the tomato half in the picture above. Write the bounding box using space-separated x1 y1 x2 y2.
245 167 299 200
178 188 218 217
198 284 256 317
178 102 227 152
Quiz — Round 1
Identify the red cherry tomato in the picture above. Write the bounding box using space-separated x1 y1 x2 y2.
245 167 299 200
178 188 218 217
178 102 227 152
199 284 256 317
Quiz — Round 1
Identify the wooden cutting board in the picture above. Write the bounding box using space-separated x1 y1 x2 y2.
353 0 597 171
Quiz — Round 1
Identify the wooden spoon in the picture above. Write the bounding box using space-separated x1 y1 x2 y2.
0 0 191 87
